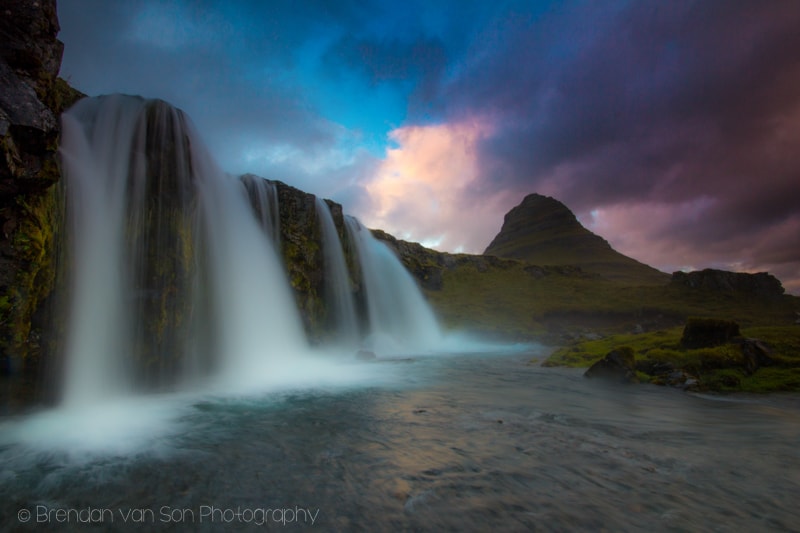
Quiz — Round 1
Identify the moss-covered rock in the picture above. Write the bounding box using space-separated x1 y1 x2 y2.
680 318 740 349
584 347 638 383
268 179 362 342
0 0 80 385
125 100 199 387
545 324 800 392
0 186 62 374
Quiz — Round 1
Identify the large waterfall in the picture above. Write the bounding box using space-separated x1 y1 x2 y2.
57 94 444 404
60 95 306 403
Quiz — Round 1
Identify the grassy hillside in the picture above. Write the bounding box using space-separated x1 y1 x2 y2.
421 257 798 343
373 192 800 392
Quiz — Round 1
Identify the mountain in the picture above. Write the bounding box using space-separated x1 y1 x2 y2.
483 194 669 285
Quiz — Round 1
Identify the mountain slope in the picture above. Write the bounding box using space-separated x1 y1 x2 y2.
484 194 669 285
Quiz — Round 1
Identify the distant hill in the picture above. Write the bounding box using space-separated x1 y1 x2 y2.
483 194 669 285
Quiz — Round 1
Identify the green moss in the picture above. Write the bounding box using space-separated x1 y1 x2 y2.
1 187 61 364
47 77 86 115
542 325 800 392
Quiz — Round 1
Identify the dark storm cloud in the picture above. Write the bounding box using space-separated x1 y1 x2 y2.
57 0 378 191
431 1 800 288
56 0 800 290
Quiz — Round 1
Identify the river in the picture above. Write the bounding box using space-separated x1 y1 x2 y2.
2 347 799 531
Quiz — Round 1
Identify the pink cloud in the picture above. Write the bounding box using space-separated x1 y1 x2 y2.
356 118 517 253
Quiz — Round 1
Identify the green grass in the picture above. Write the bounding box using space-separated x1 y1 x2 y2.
425 257 799 344
542 325 800 392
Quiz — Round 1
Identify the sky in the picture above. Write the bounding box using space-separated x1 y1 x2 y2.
56 0 800 293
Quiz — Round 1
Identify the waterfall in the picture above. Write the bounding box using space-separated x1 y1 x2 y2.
55 92 448 409
59 95 308 405
344 216 443 354
241 174 280 245
315 197 359 347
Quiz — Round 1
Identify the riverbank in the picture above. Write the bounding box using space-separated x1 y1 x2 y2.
541 324 800 392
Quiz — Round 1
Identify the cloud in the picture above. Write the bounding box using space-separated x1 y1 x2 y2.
428 1 800 291
57 0 382 199
353 118 514 252
56 0 800 292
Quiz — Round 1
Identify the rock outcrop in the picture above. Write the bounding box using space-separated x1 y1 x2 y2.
738 338 774 376
0 0 82 377
670 269 785 298
272 179 357 341
584 347 638 383
483 194 668 285
680 318 741 349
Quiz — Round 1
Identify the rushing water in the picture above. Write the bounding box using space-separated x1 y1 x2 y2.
345 216 443 355
2 348 798 532
315 197 359 348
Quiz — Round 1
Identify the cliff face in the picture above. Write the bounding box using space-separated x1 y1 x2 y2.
272 179 357 341
0 0 82 377
484 193 669 285
670 269 785 298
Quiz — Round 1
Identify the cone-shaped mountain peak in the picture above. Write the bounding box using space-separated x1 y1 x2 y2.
484 194 668 284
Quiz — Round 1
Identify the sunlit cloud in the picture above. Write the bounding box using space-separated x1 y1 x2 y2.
355 118 516 253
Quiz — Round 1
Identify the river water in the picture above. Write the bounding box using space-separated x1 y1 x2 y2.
1 347 799 532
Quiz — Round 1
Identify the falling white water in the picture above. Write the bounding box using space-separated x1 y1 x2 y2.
58 95 310 404
59 95 145 405
315 197 359 347
240 173 280 245
344 216 443 354
189 131 309 391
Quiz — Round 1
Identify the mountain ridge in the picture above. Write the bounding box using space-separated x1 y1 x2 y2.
483 193 669 285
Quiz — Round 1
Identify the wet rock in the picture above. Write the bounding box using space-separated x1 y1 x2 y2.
370 229 444 291
0 0 82 383
584 347 638 384
637 359 700 390
651 370 700 391
737 338 774 375
635 359 675 376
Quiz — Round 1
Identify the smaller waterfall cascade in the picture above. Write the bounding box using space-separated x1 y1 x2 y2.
315 197 359 347
241 174 280 244
344 216 443 354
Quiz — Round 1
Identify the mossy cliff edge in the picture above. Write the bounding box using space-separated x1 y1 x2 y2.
0 0 82 382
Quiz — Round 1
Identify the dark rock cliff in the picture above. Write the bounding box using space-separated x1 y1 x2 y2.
272 179 358 342
0 0 82 378
670 268 785 298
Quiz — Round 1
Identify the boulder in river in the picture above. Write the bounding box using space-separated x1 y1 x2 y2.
584 347 638 384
